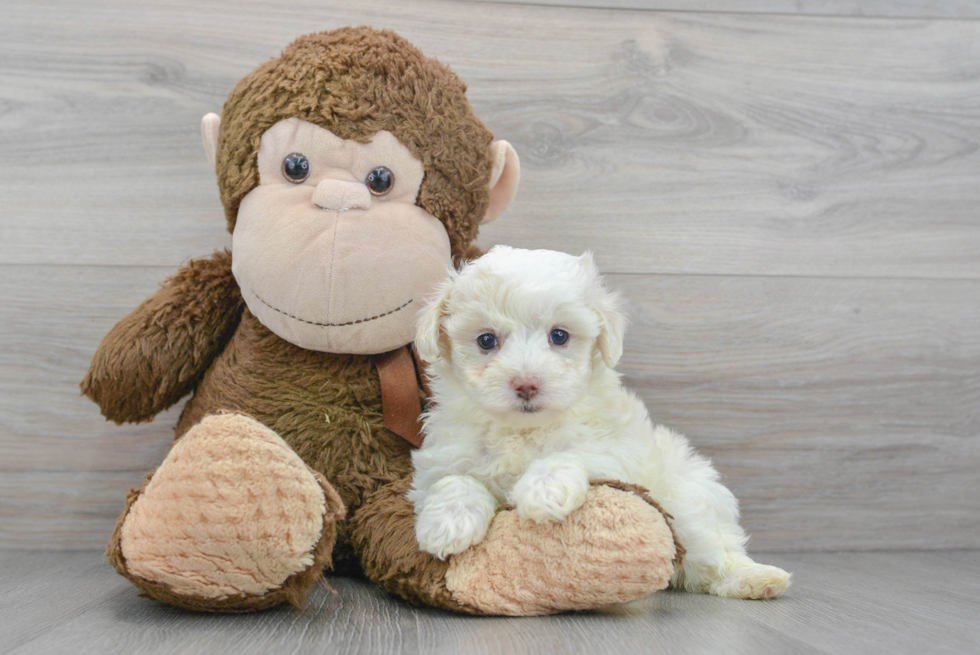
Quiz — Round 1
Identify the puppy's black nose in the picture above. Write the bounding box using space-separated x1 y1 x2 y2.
512 377 540 401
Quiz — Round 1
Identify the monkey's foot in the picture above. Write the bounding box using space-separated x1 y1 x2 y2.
107 413 345 612
445 481 682 615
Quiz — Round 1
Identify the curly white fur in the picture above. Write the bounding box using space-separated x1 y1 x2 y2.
410 246 791 599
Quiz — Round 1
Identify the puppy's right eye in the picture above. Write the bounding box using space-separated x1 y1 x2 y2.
550 328 569 346
477 333 497 351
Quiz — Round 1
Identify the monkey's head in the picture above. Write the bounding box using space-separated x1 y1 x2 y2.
201 28 519 354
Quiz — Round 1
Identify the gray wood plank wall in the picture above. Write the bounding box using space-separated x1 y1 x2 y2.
465 0 980 20
1 0 978 551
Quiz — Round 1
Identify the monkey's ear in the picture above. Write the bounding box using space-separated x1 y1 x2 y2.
483 140 520 224
201 113 221 170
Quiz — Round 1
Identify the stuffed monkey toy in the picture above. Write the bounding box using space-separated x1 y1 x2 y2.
82 27 681 615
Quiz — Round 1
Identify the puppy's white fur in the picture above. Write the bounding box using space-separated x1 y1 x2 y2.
410 246 790 600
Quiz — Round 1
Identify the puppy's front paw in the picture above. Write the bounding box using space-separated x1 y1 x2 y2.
415 476 497 561
510 460 589 523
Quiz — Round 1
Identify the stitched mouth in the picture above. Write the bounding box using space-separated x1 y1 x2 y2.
250 290 413 327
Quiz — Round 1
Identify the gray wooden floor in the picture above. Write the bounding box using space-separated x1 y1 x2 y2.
2 550 978 655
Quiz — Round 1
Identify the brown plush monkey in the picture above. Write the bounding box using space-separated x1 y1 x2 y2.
82 27 680 615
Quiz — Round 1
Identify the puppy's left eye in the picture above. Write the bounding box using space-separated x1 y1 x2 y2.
477 333 498 351
550 329 569 346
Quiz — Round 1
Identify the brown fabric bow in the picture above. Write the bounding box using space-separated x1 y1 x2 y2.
373 345 431 448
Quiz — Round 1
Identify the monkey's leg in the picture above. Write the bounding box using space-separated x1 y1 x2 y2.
107 413 345 612
352 478 681 616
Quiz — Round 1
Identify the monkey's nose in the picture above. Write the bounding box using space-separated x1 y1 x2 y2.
512 377 541 401
312 179 372 212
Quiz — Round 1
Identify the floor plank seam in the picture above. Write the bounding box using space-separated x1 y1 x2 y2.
3 262 980 284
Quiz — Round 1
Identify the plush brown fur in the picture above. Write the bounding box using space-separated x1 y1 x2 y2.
216 28 494 260
81 250 243 424
172 309 416 572
85 27 499 610
351 478 684 615
351 477 479 614
84 27 678 615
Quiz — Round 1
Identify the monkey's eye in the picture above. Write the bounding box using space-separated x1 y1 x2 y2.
549 329 569 346
477 333 498 351
365 166 394 196
282 153 311 183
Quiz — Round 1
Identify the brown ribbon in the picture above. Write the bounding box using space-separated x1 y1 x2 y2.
373 345 430 448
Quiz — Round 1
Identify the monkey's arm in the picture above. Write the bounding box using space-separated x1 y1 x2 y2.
81 249 243 424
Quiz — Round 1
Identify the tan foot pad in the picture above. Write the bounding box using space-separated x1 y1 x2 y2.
445 483 678 616
118 413 343 603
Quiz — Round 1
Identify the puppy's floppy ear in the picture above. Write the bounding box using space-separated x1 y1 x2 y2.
596 292 627 369
580 252 627 369
415 273 457 364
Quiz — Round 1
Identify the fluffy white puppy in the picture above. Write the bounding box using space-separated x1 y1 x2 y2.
409 246 791 600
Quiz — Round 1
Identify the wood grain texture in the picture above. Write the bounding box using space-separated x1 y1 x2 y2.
0 0 978 278
0 472 146 549
2 264 977 550
2 550 979 654
616 273 980 551
464 0 980 20
0 265 181 474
